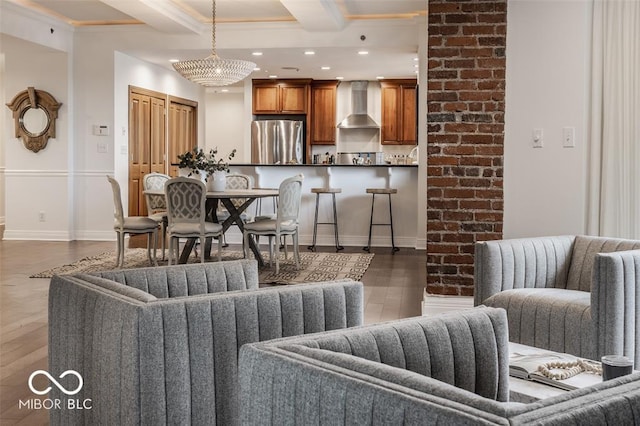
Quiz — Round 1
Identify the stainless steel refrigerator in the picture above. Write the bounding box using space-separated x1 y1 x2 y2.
251 120 304 164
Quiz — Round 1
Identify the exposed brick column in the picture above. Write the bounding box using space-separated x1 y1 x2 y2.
426 0 506 296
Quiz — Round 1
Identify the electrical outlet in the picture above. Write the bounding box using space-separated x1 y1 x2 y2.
38 211 46 222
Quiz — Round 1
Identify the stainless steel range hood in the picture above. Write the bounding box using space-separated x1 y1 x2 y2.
337 81 380 129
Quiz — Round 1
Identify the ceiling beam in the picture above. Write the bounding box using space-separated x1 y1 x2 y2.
99 0 205 34
279 0 345 31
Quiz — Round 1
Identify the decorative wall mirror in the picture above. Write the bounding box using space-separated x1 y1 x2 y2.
6 87 62 153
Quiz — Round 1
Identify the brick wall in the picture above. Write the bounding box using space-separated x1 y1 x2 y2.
426 0 507 296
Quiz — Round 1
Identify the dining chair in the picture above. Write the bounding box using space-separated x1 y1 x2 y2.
216 173 253 246
143 172 170 260
107 176 158 268
243 174 304 274
164 177 223 265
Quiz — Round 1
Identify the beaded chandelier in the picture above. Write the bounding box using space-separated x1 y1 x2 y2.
173 0 255 87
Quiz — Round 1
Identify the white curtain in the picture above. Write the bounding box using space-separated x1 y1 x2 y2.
587 0 640 238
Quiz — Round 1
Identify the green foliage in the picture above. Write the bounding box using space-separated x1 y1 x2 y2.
177 147 237 178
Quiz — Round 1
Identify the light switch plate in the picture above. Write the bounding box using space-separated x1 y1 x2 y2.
562 127 575 148
532 128 543 148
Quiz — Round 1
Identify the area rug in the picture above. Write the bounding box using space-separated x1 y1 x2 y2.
30 249 374 285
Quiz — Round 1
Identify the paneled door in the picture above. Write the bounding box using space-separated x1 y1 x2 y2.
128 87 166 216
168 97 198 176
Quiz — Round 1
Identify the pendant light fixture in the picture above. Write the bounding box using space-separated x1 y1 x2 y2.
173 0 256 86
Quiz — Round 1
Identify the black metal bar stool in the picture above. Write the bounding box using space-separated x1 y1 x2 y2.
307 187 344 252
363 188 400 254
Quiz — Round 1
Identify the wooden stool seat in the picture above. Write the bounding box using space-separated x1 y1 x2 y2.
365 188 398 195
364 188 399 254
308 187 343 252
311 187 342 194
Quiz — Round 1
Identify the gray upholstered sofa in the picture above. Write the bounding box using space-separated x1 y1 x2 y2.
474 235 640 365
48 260 363 426
239 307 640 425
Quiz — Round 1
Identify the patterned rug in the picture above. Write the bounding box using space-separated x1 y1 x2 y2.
30 249 374 285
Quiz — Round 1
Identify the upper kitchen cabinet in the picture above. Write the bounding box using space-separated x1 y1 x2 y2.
252 79 311 114
310 81 338 145
380 79 417 145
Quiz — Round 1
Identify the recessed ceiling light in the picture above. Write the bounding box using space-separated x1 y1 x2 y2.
269 75 277 78
321 66 331 70
304 51 315 55
169 59 179 63
414 57 419 61
221 89 229 92
252 52 263 56
336 76 344 80
376 76 384 79
358 50 369 55
253 67 261 71
414 64 419 68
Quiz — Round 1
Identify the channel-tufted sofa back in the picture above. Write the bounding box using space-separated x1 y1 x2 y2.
48 261 363 426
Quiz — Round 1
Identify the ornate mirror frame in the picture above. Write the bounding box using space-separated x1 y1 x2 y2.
5 87 62 153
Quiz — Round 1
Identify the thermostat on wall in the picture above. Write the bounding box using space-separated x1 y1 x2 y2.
93 125 110 136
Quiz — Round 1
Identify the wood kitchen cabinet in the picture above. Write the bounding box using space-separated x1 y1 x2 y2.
310 80 338 145
252 79 310 114
380 79 417 145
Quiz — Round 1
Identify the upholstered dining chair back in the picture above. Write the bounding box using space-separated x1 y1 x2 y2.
143 172 170 260
143 172 169 213
108 175 126 230
106 175 158 268
165 177 207 229
225 173 252 209
242 174 304 274
276 174 303 231
164 177 223 264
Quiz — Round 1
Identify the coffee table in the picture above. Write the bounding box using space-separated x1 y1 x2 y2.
508 342 602 403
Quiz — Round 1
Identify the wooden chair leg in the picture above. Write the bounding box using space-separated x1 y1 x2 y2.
217 235 222 262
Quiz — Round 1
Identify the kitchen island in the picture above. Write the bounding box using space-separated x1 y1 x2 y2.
226 164 419 249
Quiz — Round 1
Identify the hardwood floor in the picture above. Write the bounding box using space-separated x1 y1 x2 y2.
0 238 425 425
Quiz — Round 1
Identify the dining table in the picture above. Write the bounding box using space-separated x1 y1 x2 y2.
144 187 279 266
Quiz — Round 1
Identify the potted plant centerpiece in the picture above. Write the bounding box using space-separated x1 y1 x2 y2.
205 147 236 191
177 146 208 181
177 147 236 191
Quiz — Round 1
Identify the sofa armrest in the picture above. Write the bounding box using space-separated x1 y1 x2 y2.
48 275 145 426
592 250 640 365
239 343 512 426
474 236 575 306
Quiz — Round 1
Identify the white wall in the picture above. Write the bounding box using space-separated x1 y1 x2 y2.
2 35 72 240
65 33 206 241
0 51 5 227
504 0 592 238
205 89 247 162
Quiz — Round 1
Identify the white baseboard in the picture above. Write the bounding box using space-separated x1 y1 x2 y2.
74 231 116 241
2 230 73 241
421 290 474 317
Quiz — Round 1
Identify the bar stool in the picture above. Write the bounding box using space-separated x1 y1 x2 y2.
363 188 400 254
307 187 344 252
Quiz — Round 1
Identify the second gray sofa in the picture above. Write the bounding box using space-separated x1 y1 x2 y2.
475 235 640 365
239 307 640 425
48 260 363 426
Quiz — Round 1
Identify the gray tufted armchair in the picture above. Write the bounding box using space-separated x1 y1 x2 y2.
474 235 640 366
